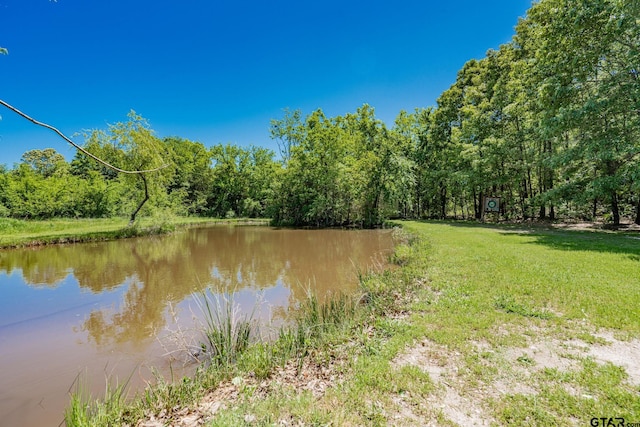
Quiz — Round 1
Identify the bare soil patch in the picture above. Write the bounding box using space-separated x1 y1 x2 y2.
136 356 347 427
392 339 493 426
391 325 640 426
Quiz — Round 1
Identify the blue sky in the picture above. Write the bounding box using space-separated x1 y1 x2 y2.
0 0 532 166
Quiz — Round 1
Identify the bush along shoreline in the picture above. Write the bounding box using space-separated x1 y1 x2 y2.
65 221 640 426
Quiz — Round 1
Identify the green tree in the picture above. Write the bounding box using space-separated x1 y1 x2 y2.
2 161 83 218
164 137 214 215
270 108 304 164
518 0 640 224
80 112 171 223
270 105 416 227
272 108 353 226
243 146 280 218
207 144 278 218
20 148 68 177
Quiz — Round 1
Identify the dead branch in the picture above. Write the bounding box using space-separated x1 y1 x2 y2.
0 99 168 174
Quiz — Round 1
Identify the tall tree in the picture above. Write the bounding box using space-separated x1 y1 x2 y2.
164 137 213 215
518 0 640 225
80 112 171 223
20 148 68 177
270 108 304 164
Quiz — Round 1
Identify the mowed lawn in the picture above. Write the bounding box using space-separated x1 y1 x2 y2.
401 221 640 340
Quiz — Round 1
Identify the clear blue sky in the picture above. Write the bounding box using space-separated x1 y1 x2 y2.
0 0 532 167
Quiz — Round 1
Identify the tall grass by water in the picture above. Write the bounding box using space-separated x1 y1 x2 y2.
64 284 364 426
196 291 254 368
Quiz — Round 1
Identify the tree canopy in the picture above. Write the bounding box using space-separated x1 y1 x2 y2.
1 0 638 226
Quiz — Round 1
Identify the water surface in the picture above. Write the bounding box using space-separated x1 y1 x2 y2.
0 225 394 427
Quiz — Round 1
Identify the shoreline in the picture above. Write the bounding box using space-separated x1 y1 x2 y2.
0 217 271 250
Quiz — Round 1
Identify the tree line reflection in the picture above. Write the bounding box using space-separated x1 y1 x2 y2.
0 226 393 347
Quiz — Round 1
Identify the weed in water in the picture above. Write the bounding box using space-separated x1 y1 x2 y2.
194 290 255 368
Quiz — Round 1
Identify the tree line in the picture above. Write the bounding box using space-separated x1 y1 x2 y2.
1 0 638 226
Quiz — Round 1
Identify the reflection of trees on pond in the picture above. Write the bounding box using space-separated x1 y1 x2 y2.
0 243 135 290
0 227 393 347
0 246 73 287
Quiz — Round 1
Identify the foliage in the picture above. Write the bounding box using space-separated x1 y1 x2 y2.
269 105 415 226
207 144 279 218
3 0 639 225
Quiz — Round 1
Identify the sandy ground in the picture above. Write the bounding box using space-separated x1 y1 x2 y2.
391 328 640 426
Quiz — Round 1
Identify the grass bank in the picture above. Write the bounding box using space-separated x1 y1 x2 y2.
66 221 640 426
0 216 270 249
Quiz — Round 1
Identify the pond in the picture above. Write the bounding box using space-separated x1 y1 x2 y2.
0 225 395 427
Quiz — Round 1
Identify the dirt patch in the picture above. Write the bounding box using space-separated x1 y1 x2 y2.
588 331 640 386
551 221 640 232
503 339 581 373
493 220 640 234
136 356 346 427
498 330 640 386
392 339 493 426
390 325 640 426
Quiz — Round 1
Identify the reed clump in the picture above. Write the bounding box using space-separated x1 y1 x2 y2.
65 284 367 427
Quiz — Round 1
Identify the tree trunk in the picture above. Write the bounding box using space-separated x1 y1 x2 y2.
453 197 457 220
473 188 479 219
539 205 546 220
520 179 528 220
635 194 640 225
611 191 620 226
129 173 149 225
440 185 447 219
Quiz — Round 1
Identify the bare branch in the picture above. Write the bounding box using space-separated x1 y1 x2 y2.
0 99 168 174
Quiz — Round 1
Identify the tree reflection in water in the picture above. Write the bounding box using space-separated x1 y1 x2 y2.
0 226 394 348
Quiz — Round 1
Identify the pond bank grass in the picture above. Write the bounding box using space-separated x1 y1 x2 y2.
197 291 254 368
64 287 367 427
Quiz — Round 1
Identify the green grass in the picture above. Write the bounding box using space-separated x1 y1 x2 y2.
64 220 640 426
196 291 254 368
406 221 640 338
0 216 269 248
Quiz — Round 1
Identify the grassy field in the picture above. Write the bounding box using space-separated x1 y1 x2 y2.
0 216 270 248
65 220 640 426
